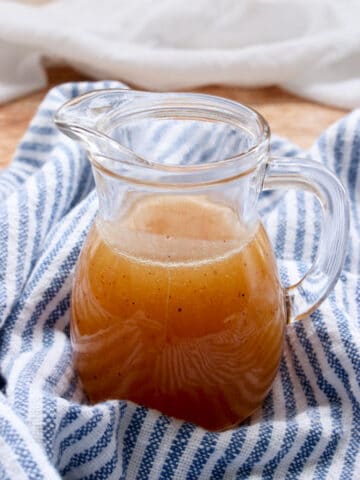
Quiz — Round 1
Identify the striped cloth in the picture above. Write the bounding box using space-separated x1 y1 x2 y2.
0 81 359 479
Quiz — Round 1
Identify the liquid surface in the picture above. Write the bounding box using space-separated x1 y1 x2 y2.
71 195 287 430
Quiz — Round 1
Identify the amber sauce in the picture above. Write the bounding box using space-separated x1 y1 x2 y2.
71 195 286 430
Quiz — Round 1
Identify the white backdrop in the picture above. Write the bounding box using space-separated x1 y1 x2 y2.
0 0 359 107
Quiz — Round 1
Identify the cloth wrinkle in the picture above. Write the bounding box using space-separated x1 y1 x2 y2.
0 81 359 479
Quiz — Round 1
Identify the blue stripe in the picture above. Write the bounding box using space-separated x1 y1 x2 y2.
157 123 196 164
83 447 119 480
43 395 57 458
20 142 53 153
71 84 79 99
316 133 327 165
185 431 219 479
68 151 93 208
13 349 47 418
310 196 321 264
122 406 148 476
0 170 27 198
29 125 56 136
159 422 196 480
57 405 82 432
210 427 248 479
43 293 71 345
47 144 79 221
60 405 116 476
315 305 360 406
0 412 45 479
274 194 288 261
196 129 226 165
37 108 55 118
333 119 346 177
0 206 9 324
235 393 274 478
30 170 46 272
262 358 299 478
81 403 125 480
15 189 29 293
57 408 104 460
327 290 360 386
43 155 65 230
285 335 322 477
136 415 171 480
294 191 305 263
181 127 214 165
16 155 44 169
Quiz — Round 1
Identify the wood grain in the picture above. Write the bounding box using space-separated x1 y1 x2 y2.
0 66 347 168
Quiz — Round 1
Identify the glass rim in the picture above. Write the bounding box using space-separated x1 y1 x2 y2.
98 90 271 170
55 89 271 183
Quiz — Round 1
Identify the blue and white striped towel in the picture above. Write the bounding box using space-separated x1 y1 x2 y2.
0 81 359 479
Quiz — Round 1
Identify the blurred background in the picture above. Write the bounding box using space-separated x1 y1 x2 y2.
0 0 359 165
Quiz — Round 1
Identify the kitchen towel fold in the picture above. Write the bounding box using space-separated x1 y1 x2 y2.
0 81 359 479
0 0 360 108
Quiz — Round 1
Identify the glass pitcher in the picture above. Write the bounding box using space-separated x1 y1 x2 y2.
55 89 349 431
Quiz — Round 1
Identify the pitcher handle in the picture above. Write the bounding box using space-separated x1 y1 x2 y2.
263 156 349 322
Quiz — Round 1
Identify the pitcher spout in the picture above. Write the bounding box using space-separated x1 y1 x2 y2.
54 88 153 165
54 88 145 136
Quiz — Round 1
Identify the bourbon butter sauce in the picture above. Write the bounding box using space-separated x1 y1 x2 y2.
71 195 287 430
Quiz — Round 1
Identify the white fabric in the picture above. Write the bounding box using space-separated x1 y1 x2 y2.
0 0 359 108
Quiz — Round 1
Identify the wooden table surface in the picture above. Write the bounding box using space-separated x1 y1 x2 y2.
0 66 348 168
